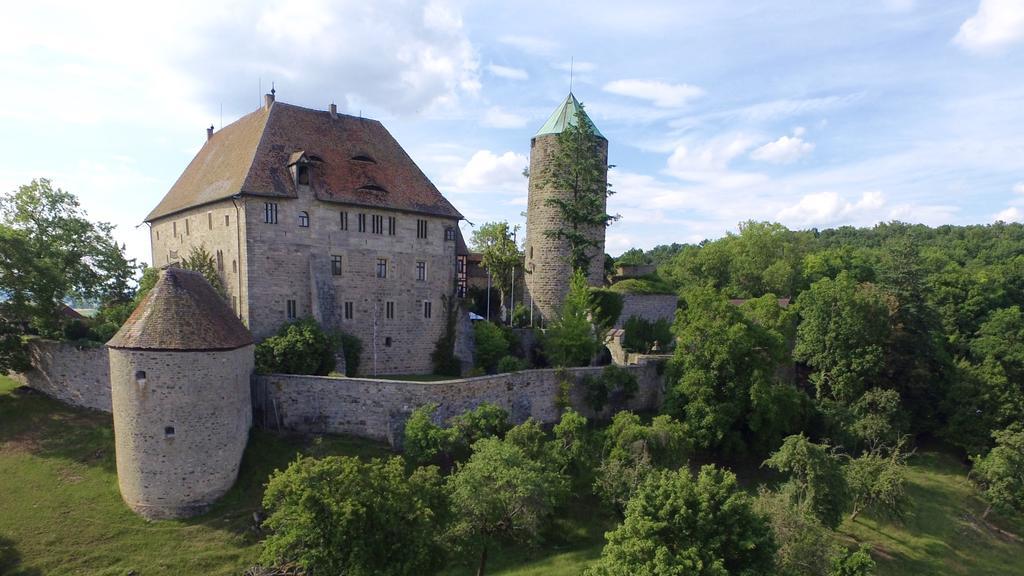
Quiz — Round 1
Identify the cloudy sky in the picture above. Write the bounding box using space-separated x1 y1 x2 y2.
2 0 1023 264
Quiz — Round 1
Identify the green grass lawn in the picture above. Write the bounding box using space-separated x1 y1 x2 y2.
2 372 1023 576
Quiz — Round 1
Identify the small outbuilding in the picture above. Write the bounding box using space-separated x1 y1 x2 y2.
107 268 254 519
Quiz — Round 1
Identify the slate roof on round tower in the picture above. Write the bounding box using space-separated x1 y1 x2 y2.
534 92 605 139
107 267 254 351
145 99 463 221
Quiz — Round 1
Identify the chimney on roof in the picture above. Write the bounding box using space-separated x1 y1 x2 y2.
329 103 337 118
264 92 275 110
206 125 214 141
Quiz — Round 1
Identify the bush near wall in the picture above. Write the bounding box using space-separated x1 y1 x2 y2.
256 318 337 376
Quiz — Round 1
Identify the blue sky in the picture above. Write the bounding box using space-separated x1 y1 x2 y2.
2 0 1023 265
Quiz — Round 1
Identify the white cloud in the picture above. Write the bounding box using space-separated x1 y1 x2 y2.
664 135 766 188
1014 182 1024 194
481 106 528 129
750 130 815 164
498 34 557 55
451 150 528 191
553 60 597 73
954 0 1024 53
777 191 885 227
994 206 1023 221
603 79 704 108
487 64 528 80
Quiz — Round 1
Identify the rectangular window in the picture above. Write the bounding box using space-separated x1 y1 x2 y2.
156 230 160 241
376 258 388 279
388 216 397 236
265 202 278 224
423 301 432 319
216 250 224 272
358 213 366 233
286 299 297 320
416 219 427 239
385 301 395 320
416 261 426 281
232 296 237 312
172 221 177 236
225 214 230 226
331 255 343 276
340 211 348 231
344 301 354 320
372 214 383 235
185 218 190 236
208 212 213 230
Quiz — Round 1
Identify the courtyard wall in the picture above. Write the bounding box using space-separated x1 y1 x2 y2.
10 339 112 413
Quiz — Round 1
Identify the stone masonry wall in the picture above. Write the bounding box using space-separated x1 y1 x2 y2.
524 134 608 323
616 294 679 328
11 340 112 413
254 360 664 447
243 191 460 375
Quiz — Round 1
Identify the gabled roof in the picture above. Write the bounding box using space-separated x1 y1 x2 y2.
535 92 604 139
107 268 253 351
146 101 463 221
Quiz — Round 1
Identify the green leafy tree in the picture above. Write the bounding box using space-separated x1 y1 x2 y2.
668 287 802 455
255 317 337 375
473 321 511 373
828 545 876 576
180 244 226 298
471 221 522 321
260 456 447 576
763 434 850 529
0 320 31 374
794 273 892 404
446 437 566 576
541 101 618 274
551 409 598 484
971 425 1024 519
0 179 136 337
586 465 776 576
542 270 599 367
754 489 835 576
845 440 910 521
403 403 511 467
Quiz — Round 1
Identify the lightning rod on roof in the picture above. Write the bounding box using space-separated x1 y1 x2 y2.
569 56 574 94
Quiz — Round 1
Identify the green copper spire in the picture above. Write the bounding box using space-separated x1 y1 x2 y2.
534 93 604 139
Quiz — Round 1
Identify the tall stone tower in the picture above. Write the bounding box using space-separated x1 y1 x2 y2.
524 93 609 323
107 268 254 520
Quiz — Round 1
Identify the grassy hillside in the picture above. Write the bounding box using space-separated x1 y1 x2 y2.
2 374 1022 575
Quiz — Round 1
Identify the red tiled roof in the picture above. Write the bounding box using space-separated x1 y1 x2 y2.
107 268 253 351
146 101 462 221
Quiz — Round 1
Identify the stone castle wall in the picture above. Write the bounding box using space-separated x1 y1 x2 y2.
524 134 609 323
149 199 249 321
109 345 254 520
616 294 679 328
10 340 112 413
254 360 664 447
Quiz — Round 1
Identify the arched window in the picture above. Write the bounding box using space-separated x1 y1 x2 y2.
298 211 310 228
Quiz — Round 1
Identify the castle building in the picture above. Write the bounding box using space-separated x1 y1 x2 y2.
145 92 464 375
107 268 254 519
524 93 609 322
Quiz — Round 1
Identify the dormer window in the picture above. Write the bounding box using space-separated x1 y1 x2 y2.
296 164 310 186
357 184 388 194
288 150 320 188
351 154 377 164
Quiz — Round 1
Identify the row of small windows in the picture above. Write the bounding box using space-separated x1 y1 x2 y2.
156 212 230 242
262 202 451 241
327 255 426 280
286 299 432 320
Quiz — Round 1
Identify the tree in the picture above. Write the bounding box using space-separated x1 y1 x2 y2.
667 287 802 455
542 270 599 367
260 456 447 576
403 403 511 467
0 179 136 337
753 489 836 576
541 101 618 274
794 273 892 404
586 465 776 576
763 434 850 529
446 437 566 576
471 221 521 322
181 244 226 298
0 319 31 374
473 321 511 373
971 425 1024 519
255 317 338 375
845 440 909 521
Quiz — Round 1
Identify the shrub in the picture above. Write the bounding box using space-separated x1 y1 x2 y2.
543 271 599 367
473 321 510 373
621 316 673 353
431 294 461 377
511 303 530 328
336 331 362 376
403 403 512 466
582 364 640 412
61 319 93 341
255 317 337 375
496 355 527 373
589 288 623 330
607 275 674 295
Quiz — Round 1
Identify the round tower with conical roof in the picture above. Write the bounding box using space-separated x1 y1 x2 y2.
107 268 254 519
524 93 609 323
